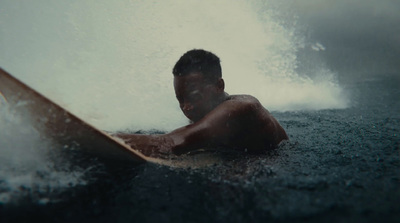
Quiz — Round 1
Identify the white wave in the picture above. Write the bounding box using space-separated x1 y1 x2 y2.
0 103 86 204
0 0 348 132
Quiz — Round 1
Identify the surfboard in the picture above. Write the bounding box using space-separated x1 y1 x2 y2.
0 68 224 168
0 67 149 165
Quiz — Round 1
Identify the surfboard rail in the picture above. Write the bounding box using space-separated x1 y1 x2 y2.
0 67 147 164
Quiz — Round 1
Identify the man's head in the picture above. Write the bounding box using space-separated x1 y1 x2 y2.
172 49 222 82
173 49 226 122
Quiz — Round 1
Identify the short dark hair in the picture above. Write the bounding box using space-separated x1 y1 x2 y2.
172 49 222 81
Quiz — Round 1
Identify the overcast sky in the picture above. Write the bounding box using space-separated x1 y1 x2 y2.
287 0 400 77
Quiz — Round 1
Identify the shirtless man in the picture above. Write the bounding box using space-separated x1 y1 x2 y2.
115 49 288 157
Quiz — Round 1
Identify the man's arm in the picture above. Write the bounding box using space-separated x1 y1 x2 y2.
114 97 259 157
115 95 288 157
166 98 258 154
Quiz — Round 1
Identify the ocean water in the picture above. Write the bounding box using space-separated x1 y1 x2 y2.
1 1 399 222
2 76 398 222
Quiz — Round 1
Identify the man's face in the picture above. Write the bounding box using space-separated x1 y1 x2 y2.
174 72 221 122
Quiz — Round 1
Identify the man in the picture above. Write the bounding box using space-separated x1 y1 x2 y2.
115 49 288 157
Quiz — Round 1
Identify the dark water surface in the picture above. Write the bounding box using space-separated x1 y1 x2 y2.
1 76 399 223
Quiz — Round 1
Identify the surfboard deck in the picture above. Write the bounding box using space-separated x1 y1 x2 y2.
0 68 224 168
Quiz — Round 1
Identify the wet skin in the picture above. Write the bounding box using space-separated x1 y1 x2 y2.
115 72 288 157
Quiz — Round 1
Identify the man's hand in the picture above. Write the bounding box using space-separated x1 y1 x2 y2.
114 134 174 158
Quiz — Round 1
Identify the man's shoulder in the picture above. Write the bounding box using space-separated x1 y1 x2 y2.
228 94 258 101
227 94 262 107
218 94 266 115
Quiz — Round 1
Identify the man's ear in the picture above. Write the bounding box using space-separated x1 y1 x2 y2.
216 78 225 91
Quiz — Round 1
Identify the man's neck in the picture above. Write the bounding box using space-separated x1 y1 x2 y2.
215 92 229 106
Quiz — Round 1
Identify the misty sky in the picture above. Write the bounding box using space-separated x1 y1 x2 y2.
289 0 400 78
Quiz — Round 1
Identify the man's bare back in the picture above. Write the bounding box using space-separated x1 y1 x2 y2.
115 49 288 157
